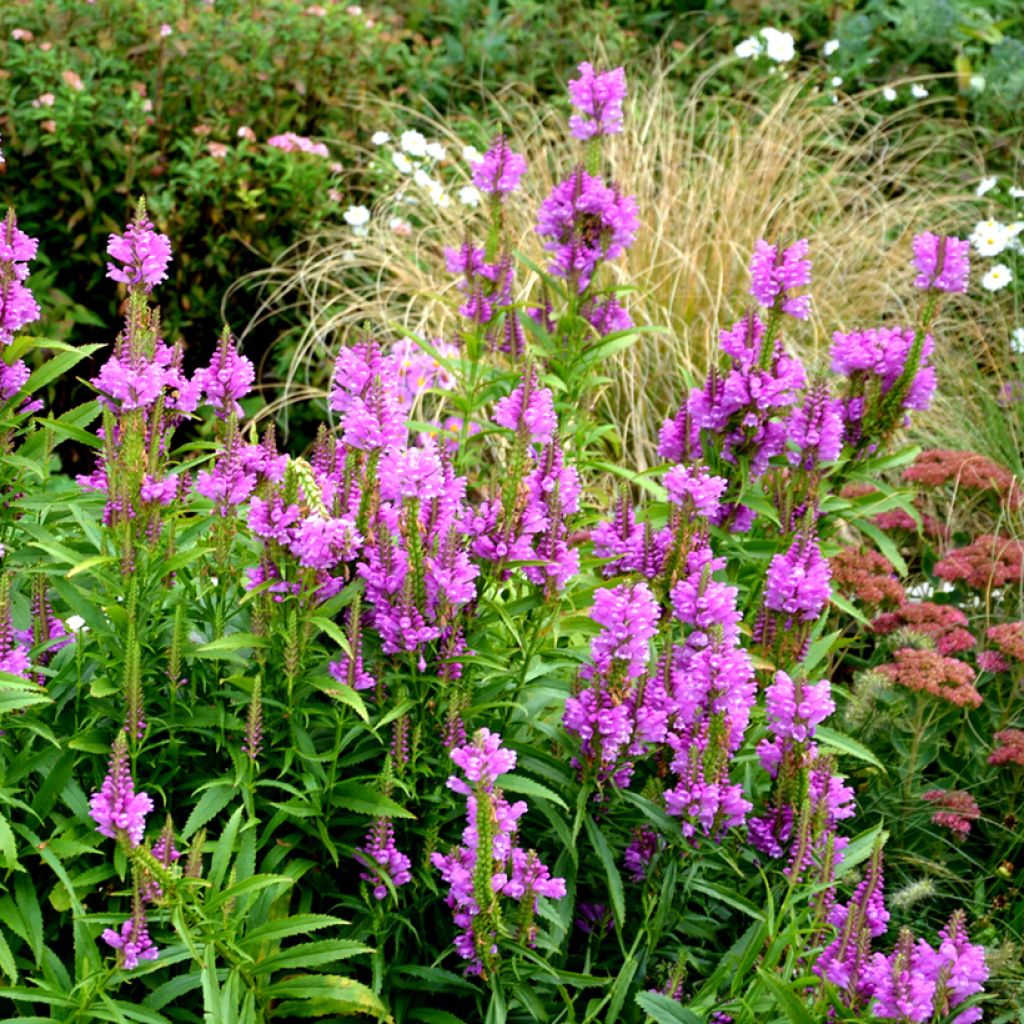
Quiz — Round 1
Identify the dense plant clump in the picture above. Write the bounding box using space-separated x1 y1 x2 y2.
0 54 1018 1024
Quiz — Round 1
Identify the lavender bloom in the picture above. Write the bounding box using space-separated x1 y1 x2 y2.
445 243 501 324
433 730 565 975
0 209 41 345
106 211 172 293
328 342 407 451
0 359 30 400
912 233 970 293
194 334 255 418
830 326 937 417
764 532 832 623
623 827 660 882
287 515 362 570
89 735 154 847
102 909 159 970
447 728 516 795
356 818 412 900
763 671 835 744
567 63 627 140
379 444 445 502
935 911 988 1024
493 367 557 443
664 465 728 519
536 168 639 291
748 238 812 319
588 582 660 679
471 135 527 196
786 382 844 469
583 295 633 335
93 356 167 410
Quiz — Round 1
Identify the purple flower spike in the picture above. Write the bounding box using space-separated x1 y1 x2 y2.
106 211 172 293
472 135 527 197
194 334 255 419
102 911 159 970
748 238 812 319
912 233 970 293
535 168 639 291
356 818 413 900
764 532 832 624
568 63 627 140
0 209 42 345
448 728 517 795
89 734 154 847
493 367 557 443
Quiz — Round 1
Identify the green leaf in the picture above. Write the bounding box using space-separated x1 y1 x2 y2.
205 875 293 913
0 810 18 870
634 992 702 1024
193 633 268 659
836 824 888 879
496 773 569 811
26 344 104 395
0 678 53 713
687 880 765 921
313 679 369 723
408 1011 470 1024
854 518 908 577
249 938 372 975
265 975 391 1020
243 914 350 947
182 784 237 839
583 815 624 928
756 967 815 1024
332 782 415 820
815 726 885 772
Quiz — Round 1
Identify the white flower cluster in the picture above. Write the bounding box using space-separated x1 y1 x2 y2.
968 178 1023 294
735 27 796 63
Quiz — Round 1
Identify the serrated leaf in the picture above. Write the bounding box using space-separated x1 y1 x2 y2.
756 968 815 1024
815 726 884 771
333 782 415 820
634 991 701 1024
496 773 568 810
182 784 237 839
583 815 624 928
265 975 390 1020
248 938 371 976
193 633 267 658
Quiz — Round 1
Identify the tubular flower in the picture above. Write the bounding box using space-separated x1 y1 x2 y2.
911 233 970 293
106 209 172 293
89 735 154 847
567 63 627 140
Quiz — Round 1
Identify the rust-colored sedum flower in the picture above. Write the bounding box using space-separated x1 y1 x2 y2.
879 648 981 708
922 789 980 838
986 621 1024 663
831 547 905 608
934 535 1024 591
989 728 1024 767
904 448 1021 509
873 601 976 655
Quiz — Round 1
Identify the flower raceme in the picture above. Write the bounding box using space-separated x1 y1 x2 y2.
89 735 153 848
106 206 173 293
567 62 627 140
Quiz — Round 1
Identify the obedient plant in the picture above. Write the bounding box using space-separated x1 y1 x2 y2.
0 68 1001 1024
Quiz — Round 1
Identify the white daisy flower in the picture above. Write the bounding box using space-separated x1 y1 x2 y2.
970 219 1010 257
976 176 998 197
371 131 390 145
761 27 795 63
1011 327 1024 354
823 38 840 56
343 205 370 227
734 36 763 59
831 75 843 87
400 129 428 157
66 615 87 632
392 151 413 174
981 264 1013 291
910 83 929 98
428 182 451 208
458 185 482 207
882 86 897 101
462 144 483 165
413 168 434 189
1009 186 1024 198
424 141 447 161
969 74 985 92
